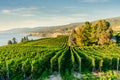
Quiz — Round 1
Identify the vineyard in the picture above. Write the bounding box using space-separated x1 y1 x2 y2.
0 35 120 80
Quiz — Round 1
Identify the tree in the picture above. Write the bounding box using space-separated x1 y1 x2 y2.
12 37 17 44
21 38 24 42
69 20 113 46
90 24 98 44
8 40 12 45
21 36 29 42
25 36 29 42
82 21 92 45
97 20 113 44
115 32 120 45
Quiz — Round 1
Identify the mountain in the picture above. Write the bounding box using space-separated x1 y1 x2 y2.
2 28 32 33
30 16 120 37
2 16 120 37
106 17 120 31
1 27 48 33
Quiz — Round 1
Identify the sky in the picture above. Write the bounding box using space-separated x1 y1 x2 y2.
0 0 120 31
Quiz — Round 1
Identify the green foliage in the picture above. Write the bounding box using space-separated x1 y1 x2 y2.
21 36 29 42
12 37 17 44
8 37 17 45
8 40 12 45
62 70 79 80
69 20 113 46
0 35 120 79
116 32 120 45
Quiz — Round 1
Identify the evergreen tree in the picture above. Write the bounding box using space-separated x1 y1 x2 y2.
8 40 12 45
21 38 24 42
25 36 29 42
21 36 29 42
12 37 17 44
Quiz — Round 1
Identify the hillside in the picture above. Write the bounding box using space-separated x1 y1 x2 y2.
2 17 120 37
106 17 120 31
30 17 120 37
0 19 120 79
0 35 120 80
1 27 47 33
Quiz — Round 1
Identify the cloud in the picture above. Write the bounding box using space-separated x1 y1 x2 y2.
0 12 89 31
52 10 61 13
71 13 88 17
64 6 85 9
22 14 36 17
40 13 88 25
1 10 11 14
13 7 37 12
82 0 110 3
1 7 38 15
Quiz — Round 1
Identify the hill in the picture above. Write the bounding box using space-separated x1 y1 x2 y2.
30 16 120 37
106 17 120 31
0 17 120 79
0 35 120 79
2 16 120 37
1 27 47 33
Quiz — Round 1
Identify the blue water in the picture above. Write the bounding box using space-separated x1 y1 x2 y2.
0 32 41 46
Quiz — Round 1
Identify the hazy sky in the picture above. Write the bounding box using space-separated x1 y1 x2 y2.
0 0 120 31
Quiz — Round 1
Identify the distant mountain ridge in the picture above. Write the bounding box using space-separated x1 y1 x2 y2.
2 16 120 37
106 17 120 31
30 16 120 37
1 27 48 33
2 28 32 33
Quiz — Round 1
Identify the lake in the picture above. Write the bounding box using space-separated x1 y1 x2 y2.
0 32 41 46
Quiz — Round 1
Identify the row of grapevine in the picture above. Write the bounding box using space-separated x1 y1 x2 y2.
0 35 120 79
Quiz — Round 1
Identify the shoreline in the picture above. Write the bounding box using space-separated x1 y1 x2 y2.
0 32 41 46
29 32 70 38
